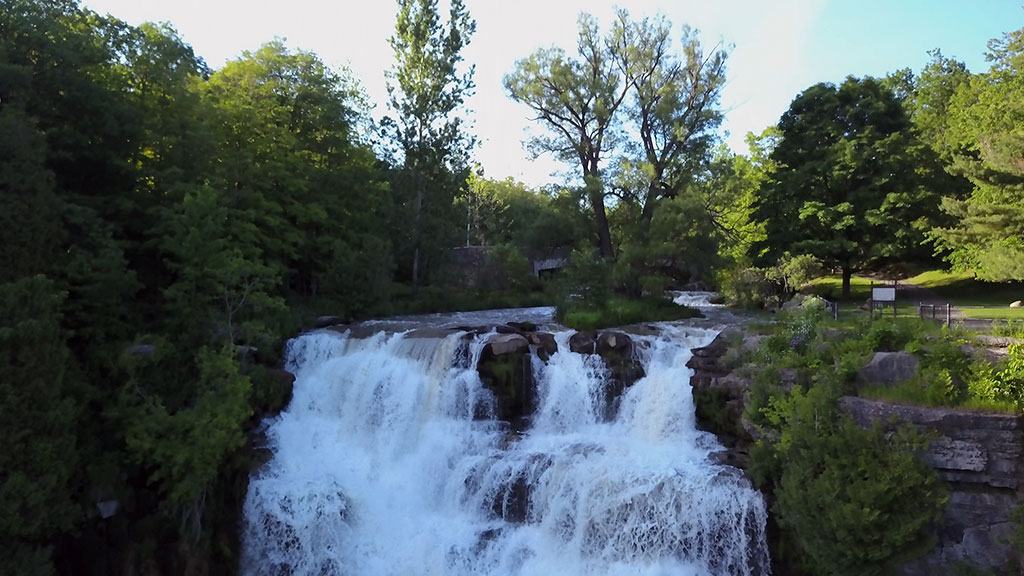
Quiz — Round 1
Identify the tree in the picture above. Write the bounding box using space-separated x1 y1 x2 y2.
386 0 476 292
505 13 628 258
751 77 943 298
616 13 728 234
0 276 79 574
506 10 727 264
930 27 1024 280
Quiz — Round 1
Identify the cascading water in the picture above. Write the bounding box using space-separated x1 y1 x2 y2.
242 312 769 575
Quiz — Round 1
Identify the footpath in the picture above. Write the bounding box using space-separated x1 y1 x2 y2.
898 281 994 333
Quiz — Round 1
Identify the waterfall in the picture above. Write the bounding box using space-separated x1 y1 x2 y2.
242 320 769 576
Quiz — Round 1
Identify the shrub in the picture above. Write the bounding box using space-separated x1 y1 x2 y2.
754 383 946 576
969 344 1024 410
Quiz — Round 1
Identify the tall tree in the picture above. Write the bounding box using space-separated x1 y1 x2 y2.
386 0 476 292
505 13 628 258
931 27 1024 280
616 12 728 233
506 10 727 261
751 77 943 297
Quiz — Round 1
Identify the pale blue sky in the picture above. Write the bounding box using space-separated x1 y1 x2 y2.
81 0 1024 187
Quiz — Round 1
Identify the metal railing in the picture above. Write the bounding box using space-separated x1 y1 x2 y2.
919 302 952 326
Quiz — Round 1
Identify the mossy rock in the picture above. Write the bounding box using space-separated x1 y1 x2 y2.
477 347 533 428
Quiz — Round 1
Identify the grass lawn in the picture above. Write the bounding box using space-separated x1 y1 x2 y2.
804 275 875 302
960 307 1024 319
904 270 1024 318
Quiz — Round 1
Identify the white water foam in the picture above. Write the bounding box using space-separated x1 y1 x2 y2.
242 323 769 576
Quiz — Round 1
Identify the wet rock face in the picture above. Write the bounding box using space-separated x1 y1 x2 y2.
568 331 645 419
686 327 753 468
528 332 558 362
477 334 534 429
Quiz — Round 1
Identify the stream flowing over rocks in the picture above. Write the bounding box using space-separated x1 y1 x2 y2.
240 298 770 575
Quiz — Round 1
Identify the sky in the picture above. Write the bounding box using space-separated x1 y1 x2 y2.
81 0 1024 188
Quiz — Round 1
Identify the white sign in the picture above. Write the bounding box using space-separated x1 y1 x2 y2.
872 287 896 302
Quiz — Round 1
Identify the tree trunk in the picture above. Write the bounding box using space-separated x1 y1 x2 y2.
640 181 658 230
592 192 614 259
411 164 424 297
842 265 852 300
583 171 614 259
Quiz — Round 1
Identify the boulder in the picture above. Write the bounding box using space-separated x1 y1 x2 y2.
569 331 597 354
507 321 537 333
860 351 919 385
528 332 558 361
975 335 1022 348
781 293 806 309
495 324 525 336
314 315 345 328
959 343 1006 365
596 331 632 357
1010 300 1022 308
486 333 530 356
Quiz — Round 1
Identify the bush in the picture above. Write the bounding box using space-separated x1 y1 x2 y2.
745 309 951 575
969 344 1024 410
754 383 946 576
718 267 778 309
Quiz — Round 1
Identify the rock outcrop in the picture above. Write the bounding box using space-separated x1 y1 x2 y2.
859 351 920 385
687 327 754 468
689 326 1024 575
840 397 1024 574
477 333 534 429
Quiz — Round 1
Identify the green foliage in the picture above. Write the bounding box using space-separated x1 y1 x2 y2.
0 276 79 572
386 0 475 288
0 1 409 570
739 308 1004 574
120 347 252 526
929 27 1024 280
758 383 945 576
506 9 728 259
717 255 823 309
969 344 1024 410
752 77 947 297
717 267 778 309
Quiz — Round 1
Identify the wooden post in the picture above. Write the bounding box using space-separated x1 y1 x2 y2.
945 303 951 327
869 281 874 321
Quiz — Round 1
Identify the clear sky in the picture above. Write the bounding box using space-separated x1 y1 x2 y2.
81 0 1024 188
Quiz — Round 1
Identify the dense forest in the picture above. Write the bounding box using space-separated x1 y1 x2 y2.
2 0 1023 573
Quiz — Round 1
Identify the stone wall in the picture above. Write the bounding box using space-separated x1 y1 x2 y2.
687 328 1024 575
841 396 1024 574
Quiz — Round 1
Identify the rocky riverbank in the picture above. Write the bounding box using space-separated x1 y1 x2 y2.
686 327 1024 574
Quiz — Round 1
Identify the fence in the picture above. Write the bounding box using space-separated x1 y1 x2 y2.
919 302 952 327
822 298 839 320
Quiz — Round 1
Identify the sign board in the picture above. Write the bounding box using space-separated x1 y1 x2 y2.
871 286 896 302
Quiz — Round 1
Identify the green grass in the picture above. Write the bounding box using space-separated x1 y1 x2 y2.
960 307 1024 319
803 276 920 321
804 275 875 302
903 269 1024 319
804 270 1024 321
905 270 1024 307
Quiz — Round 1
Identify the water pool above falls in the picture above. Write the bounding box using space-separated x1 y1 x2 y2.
241 313 770 576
